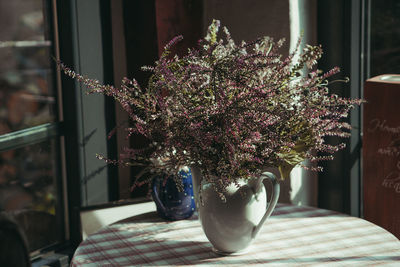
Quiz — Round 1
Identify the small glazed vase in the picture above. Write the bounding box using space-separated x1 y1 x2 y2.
191 167 280 255
151 168 196 220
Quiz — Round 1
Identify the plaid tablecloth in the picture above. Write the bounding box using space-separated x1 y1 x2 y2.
71 203 400 266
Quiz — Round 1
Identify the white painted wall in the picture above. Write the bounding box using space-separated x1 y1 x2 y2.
288 0 318 207
80 201 156 239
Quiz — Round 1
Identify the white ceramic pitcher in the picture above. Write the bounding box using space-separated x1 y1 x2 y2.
191 167 280 255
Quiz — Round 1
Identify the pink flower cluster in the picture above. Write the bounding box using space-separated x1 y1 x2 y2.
60 20 363 194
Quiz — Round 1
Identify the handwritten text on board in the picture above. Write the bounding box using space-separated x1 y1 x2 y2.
368 118 400 193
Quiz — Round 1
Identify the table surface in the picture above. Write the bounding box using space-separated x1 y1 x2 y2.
71 203 400 266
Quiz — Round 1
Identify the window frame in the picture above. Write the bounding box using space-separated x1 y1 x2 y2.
316 0 366 217
56 0 118 248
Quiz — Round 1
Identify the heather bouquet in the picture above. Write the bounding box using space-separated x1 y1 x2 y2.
60 20 362 197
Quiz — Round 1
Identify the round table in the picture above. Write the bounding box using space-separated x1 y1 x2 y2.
71 203 400 266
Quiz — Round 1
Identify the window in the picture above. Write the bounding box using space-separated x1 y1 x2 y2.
0 0 120 255
0 0 66 255
317 0 399 216
369 0 400 76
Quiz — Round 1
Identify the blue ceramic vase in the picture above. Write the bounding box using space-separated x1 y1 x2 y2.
151 168 196 220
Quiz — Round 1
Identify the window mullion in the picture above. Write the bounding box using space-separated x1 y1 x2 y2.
0 122 61 152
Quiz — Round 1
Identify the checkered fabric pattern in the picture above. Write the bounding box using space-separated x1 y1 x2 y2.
71 204 400 266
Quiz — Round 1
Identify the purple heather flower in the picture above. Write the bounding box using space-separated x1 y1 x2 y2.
58 20 363 195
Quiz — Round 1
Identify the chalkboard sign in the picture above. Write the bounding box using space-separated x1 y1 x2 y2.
363 74 400 239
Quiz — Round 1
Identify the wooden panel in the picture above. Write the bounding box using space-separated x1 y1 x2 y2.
122 0 159 198
363 74 400 239
155 0 203 57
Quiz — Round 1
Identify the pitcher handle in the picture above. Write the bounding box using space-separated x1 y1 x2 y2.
252 172 280 238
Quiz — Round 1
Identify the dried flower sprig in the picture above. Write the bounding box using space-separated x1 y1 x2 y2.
59 19 363 196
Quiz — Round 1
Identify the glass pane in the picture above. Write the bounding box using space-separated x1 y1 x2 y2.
370 0 400 76
0 0 56 134
0 138 63 252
